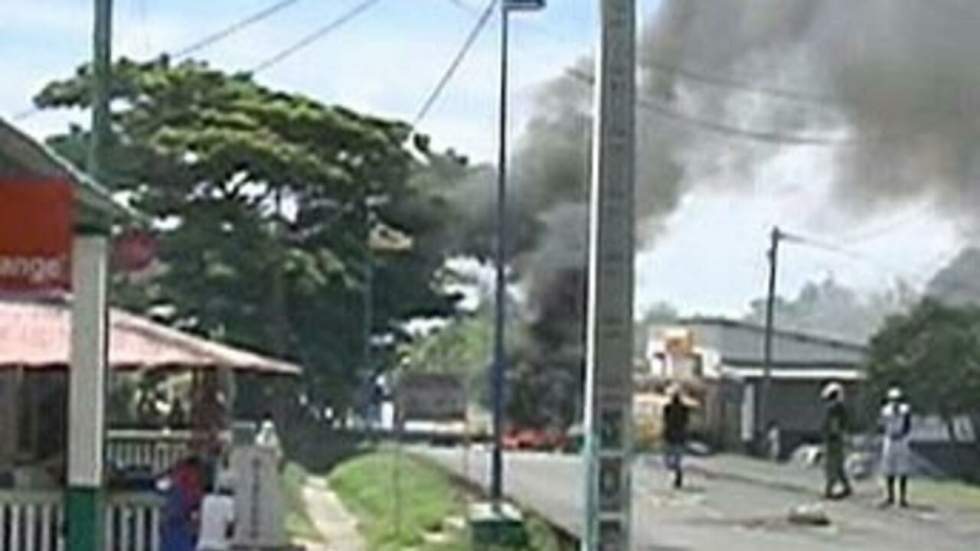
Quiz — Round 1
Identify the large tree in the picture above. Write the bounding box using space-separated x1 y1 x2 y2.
34 57 463 417
866 300 980 444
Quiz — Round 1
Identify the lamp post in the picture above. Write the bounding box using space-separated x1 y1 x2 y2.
491 0 546 503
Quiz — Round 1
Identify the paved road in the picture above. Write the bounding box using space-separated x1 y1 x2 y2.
421 447 980 551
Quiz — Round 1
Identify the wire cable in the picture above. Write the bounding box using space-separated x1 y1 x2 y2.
8 0 309 122
785 230 980 299
172 0 305 60
413 0 498 127
565 68 854 146
250 0 383 74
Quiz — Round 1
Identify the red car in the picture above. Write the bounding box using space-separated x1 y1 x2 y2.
503 428 567 451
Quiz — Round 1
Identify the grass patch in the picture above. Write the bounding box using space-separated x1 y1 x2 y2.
281 463 324 543
914 479 980 512
328 451 566 550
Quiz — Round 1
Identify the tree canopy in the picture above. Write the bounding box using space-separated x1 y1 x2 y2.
35 57 467 415
866 300 980 431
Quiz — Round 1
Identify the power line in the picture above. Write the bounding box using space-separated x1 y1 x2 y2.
565 68 854 146
785 230 980 299
251 0 383 74
448 0 838 107
413 0 498 126
642 58 837 106
8 0 308 123
834 202 937 245
172 0 305 60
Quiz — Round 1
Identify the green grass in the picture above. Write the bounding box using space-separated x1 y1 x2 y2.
913 479 980 512
281 463 325 544
328 451 566 550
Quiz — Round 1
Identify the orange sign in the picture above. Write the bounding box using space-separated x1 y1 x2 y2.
0 180 73 292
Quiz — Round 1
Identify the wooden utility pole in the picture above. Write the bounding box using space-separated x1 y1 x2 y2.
759 226 782 451
582 0 635 549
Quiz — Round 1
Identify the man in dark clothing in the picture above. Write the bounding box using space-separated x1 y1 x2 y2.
663 389 691 489
822 382 853 499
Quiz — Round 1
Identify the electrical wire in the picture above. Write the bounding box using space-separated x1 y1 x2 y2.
785 230 980 299
8 0 309 122
172 0 305 60
250 0 383 74
413 0 498 127
565 68 854 146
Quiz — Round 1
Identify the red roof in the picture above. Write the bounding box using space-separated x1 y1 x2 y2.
0 299 300 374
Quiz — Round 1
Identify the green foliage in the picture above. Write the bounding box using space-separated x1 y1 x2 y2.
281 463 324 543
35 57 463 415
329 452 464 550
866 300 980 423
328 452 563 551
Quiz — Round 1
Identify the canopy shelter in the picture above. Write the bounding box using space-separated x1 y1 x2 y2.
0 297 300 485
0 298 300 374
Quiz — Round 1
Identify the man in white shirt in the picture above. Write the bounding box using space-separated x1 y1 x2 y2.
196 474 236 551
880 386 913 507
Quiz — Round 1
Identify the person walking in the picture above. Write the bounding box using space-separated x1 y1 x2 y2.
821 382 852 499
663 387 691 489
880 386 913 507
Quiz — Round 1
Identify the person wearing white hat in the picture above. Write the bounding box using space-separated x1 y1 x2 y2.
821 382 852 499
880 385 913 507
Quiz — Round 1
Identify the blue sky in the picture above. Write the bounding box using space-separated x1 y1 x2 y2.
0 0 961 318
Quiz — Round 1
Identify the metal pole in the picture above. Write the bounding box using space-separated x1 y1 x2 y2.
759 226 780 451
490 4 510 503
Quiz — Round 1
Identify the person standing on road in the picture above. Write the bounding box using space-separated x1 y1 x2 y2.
821 382 852 499
880 386 913 507
663 387 691 489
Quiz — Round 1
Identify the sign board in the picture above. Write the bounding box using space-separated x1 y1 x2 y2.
397 373 466 421
583 0 635 549
0 180 73 293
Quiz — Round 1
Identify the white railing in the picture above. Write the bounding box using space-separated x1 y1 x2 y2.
0 491 64 551
105 492 164 551
106 430 193 475
0 490 164 551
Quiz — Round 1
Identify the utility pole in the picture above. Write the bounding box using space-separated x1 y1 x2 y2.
759 226 782 452
67 2 112 550
582 0 635 549
88 0 113 181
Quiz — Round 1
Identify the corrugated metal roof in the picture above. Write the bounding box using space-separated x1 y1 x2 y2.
0 298 300 374
680 316 869 352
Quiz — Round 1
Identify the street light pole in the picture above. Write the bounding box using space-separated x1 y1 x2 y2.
490 1 511 504
490 0 545 504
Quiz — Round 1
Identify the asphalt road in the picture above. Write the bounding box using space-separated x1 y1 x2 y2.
420 447 980 551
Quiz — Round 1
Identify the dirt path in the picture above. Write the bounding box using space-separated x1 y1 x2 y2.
300 477 366 551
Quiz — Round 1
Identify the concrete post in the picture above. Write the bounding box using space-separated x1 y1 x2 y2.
67 234 109 551
582 0 635 549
